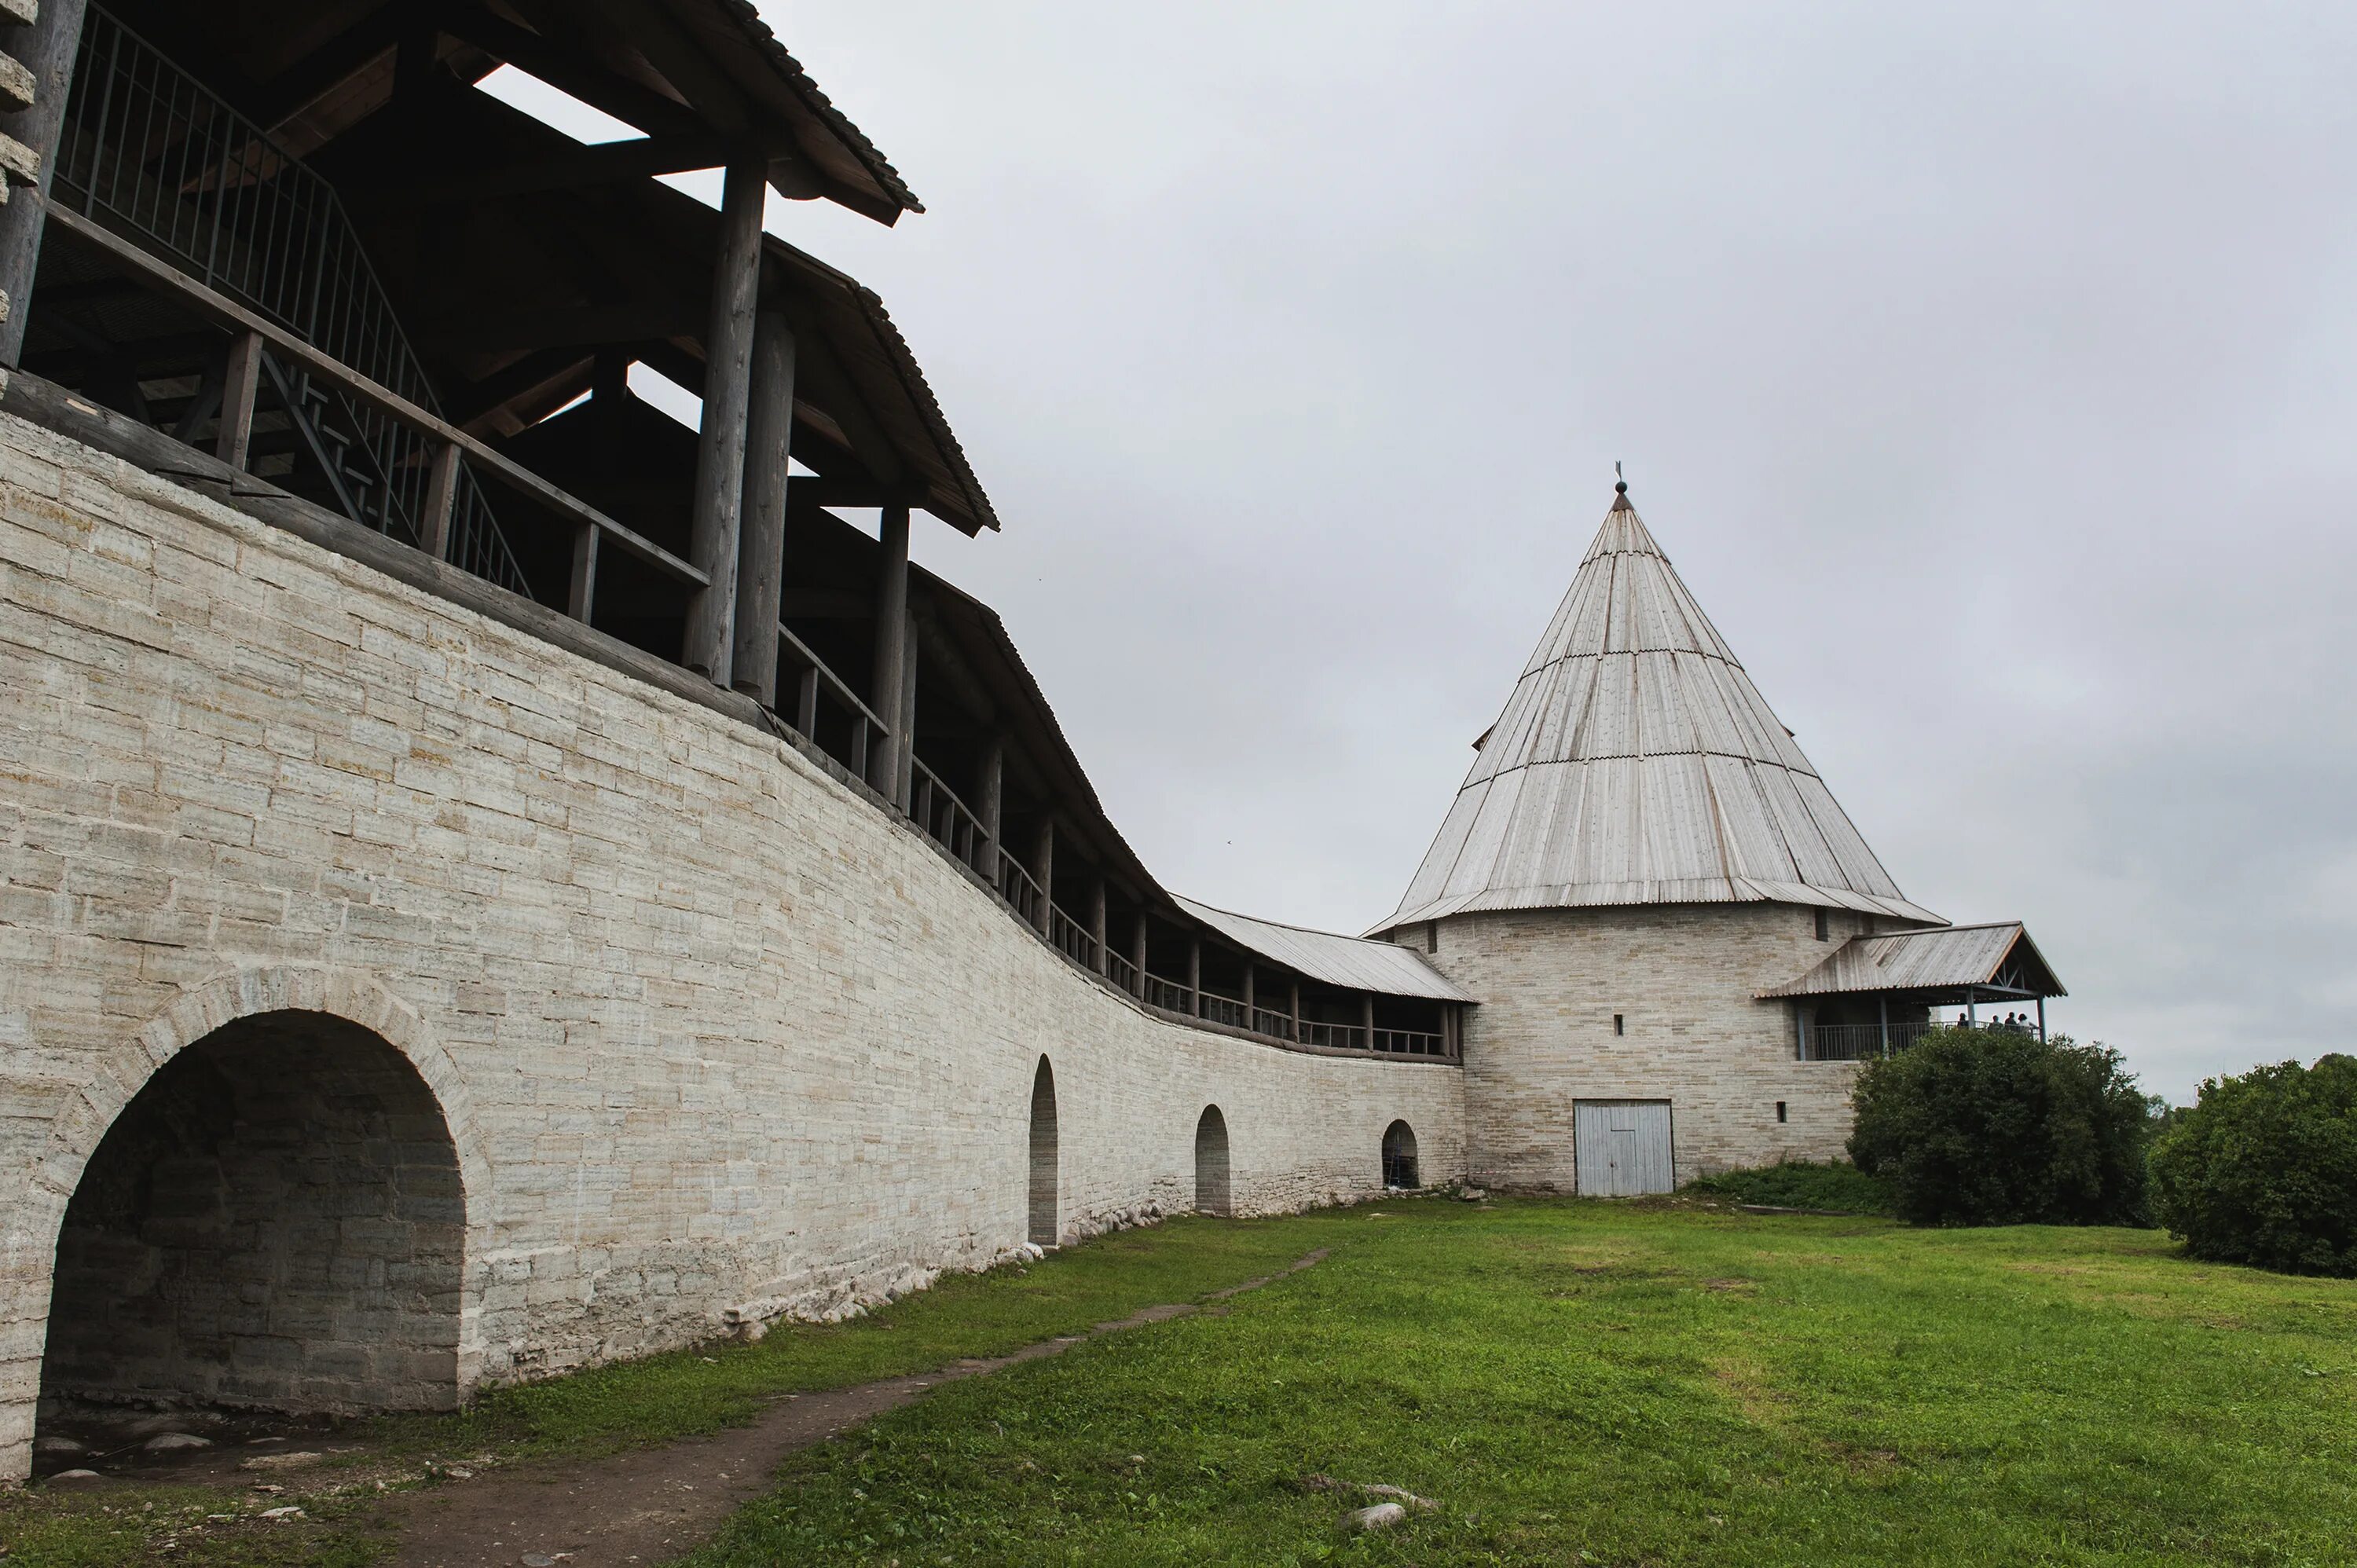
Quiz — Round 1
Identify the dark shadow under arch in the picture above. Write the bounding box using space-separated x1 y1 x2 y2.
37 1009 464 1448
1028 1056 1059 1247
1194 1105 1231 1217
1381 1119 1420 1189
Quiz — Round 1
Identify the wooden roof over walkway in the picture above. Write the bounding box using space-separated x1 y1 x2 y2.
1759 922 2066 1001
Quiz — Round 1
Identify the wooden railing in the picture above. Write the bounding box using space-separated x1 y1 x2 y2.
910 756 989 875
995 851 1047 930
775 621 887 786
1048 904 1098 973
1197 992 1249 1030
1143 974 1195 1015
1252 1006 1298 1042
1299 1019 1361 1051
1804 1021 1934 1061
1372 1028 1447 1057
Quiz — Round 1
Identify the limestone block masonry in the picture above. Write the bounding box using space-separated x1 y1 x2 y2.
0 414 1464 1482
1417 905 1869 1189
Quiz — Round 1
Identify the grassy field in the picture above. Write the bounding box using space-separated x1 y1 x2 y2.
8 1196 2355 1566
687 1197 2357 1566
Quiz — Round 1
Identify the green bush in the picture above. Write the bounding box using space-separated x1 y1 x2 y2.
1688 1159 1894 1214
2148 1055 2357 1276
1847 1028 2153 1227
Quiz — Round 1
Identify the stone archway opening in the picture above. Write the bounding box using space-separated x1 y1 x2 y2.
1381 1119 1420 1190
1194 1105 1231 1217
1028 1057 1058 1247
35 1009 466 1451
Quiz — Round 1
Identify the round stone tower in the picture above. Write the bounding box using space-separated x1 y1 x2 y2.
1369 482 1945 1191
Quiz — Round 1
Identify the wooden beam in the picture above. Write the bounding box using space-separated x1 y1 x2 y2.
363 132 742 207
0 0 92 365
1088 877 1107 976
681 156 766 685
977 735 1004 871
869 504 910 795
567 522 599 621
441 4 702 137
449 347 595 433
1032 816 1054 935
44 207 705 588
730 306 794 704
418 439 461 562
581 0 753 134
215 330 263 470
420 299 698 355
785 328 905 487
895 610 918 809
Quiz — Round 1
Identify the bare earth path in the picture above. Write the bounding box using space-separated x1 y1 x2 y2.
386 1248 1329 1568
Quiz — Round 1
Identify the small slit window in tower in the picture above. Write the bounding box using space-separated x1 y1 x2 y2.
1426 922 1439 954
1613 1013 1625 1036
1813 907 1830 941
1776 1101 1788 1123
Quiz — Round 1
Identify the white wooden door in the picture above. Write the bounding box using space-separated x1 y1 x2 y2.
1574 1100 1675 1196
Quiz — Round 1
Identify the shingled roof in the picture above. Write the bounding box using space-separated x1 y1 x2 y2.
1375 486 1944 934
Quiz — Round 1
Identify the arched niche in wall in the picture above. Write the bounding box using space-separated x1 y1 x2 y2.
1381 1119 1420 1190
1194 1105 1231 1217
1028 1056 1059 1247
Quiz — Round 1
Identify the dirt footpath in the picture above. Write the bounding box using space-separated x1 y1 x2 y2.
387 1249 1327 1567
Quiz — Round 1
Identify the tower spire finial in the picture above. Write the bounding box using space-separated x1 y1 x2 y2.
1612 460 1631 510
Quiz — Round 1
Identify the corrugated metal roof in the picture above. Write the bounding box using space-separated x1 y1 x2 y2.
1174 897 1476 1002
1374 490 1945 934
1758 923 2067 998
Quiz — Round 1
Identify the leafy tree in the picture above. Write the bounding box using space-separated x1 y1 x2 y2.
2148 1055 2357 1276
1847 1028 2153 1226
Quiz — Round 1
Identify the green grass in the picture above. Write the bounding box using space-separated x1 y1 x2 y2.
0 1215 1351 1566
684 1198 2357 1566
1687 1157 1894 1214
11 1199 2356 1566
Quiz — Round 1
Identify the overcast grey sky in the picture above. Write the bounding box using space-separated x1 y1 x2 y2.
536 3 2357 1101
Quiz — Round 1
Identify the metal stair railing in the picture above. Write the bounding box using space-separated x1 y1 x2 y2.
49 5 530 596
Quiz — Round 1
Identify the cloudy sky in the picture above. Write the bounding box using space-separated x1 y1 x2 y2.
532 3 2357 1101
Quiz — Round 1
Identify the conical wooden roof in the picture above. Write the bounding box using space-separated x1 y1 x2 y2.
1376 488 1943 933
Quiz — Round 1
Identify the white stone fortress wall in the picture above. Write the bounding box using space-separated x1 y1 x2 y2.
0 414 1464 1482
1417 903 1871 1189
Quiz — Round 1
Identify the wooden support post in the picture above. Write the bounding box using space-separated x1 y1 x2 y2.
731 306 794 705
1966 989 1978 1028
1031 816 1054 935
1361 993 1376 1051
1187 936 1201 1017
418 439 460 562
1289 979 1301 1042
680 156 767 686
0 0 91 367
1088 877 1107 975
1242 962 1255 1028
896 610 918 809
2036 996 2046 1042
567 522 599 621
870 504 911 795
1878 995 1890 1059
216 330 263 470
1131 911 1148 998
977 736 1004 874
795 665 819 737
